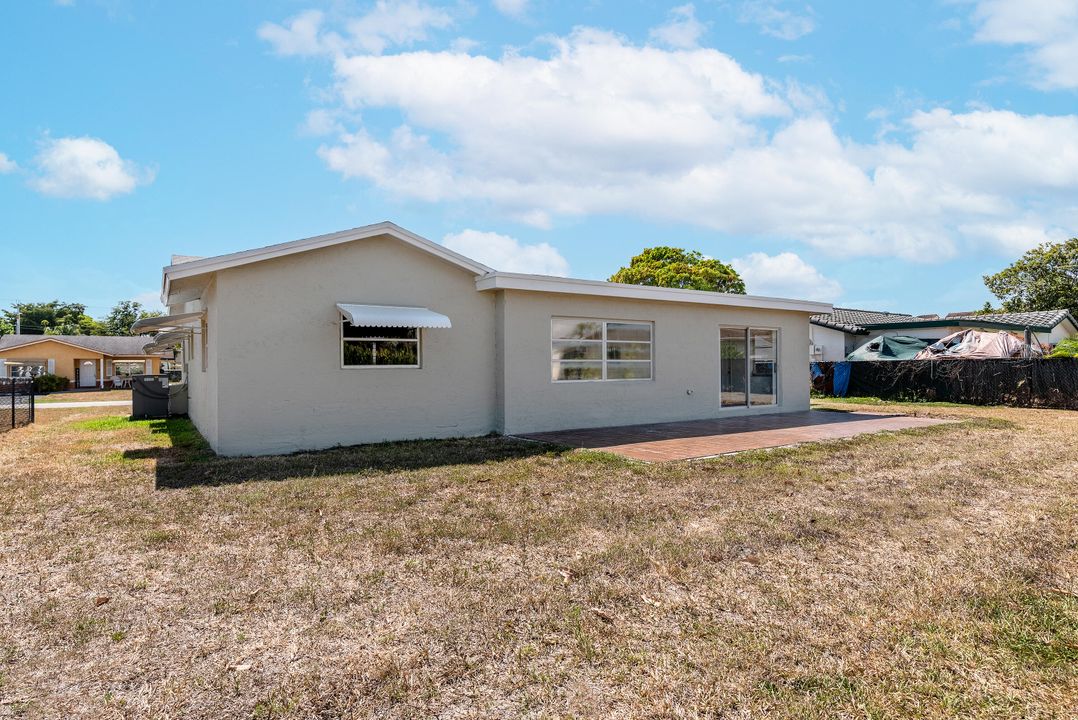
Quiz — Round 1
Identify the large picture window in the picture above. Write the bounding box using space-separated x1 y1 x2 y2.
113 361 146 377
720 327 778 407
5 360 46 379
342 321 420 367
551 318 653 382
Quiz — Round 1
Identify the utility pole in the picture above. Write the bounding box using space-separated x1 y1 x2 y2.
15 311 19 335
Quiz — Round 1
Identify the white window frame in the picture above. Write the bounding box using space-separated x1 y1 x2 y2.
719 326 780 409
550 317 654 383
340 314 422 369
113 360 146 377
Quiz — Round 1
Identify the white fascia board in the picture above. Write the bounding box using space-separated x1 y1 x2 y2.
476 272 833 314
161 222 492 292
163 285 206 308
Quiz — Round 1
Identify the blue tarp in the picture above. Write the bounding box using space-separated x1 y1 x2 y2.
833 361 851 397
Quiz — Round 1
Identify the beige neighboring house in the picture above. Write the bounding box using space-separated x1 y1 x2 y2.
147 221 831 456
0 335 167 388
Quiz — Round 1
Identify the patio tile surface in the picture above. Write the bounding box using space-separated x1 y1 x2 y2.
518 410 955 461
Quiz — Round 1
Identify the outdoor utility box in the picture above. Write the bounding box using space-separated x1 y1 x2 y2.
168 381 189 416
131 375 170 420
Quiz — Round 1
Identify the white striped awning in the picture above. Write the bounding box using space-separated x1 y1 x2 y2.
131 311 204 333
336 303 451 329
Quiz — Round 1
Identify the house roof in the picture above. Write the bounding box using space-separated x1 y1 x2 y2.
163 221 833 315
477 272 831 313
0 334 165 356
810 308 921 334
812 307 1078 335
162 221 493 304
944 309 1076 328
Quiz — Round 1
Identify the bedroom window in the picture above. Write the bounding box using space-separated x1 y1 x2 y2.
720 327 778 407
551 318 653 382
342 323 420 367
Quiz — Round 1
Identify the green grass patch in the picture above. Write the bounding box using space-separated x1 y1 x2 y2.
971 589 1078 668
815 395 974 408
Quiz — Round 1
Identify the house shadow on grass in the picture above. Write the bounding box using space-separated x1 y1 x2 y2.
126 420 565 490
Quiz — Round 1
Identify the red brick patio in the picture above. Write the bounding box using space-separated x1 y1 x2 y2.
518 410 955 461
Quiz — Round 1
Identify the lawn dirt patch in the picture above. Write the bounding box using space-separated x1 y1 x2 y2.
0 401 1075 718
35 389 132 404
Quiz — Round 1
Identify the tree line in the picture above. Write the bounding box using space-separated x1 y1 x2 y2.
0 300 163 337
608 238 1077 320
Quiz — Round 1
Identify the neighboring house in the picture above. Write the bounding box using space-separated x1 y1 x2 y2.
810 308 1078 361
0 335 167 388
146 221 831 456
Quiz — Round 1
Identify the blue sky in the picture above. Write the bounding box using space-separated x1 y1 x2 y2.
2 0 1077 318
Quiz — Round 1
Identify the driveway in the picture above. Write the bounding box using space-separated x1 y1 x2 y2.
518 409 955 461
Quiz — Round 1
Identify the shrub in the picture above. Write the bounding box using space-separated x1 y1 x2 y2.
33 373 70 393
1047 337 1078 358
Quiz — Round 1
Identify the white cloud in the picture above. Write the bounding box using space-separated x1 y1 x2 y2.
270 22 1078 264
30 137 153 200
258 2 453 57
731 252 842 302
957 222 1063 255
738 1 815 41
301 108 344 136
132 290 166 313
971 0 1078 89
442 229 570 275
258 9 331 56
649 4 706 50
492 0 529 19
0 152 17 174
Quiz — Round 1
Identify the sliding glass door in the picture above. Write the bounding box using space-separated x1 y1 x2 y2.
720 328 748 406
720 328 778 408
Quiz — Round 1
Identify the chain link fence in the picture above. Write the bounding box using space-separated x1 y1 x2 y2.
811 359 1078 410
1 378 35 432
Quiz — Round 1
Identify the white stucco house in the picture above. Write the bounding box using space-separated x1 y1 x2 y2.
810 307 1078 362
143 222 831 456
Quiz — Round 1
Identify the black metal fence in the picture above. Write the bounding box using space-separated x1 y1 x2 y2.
811 359 1078 410
1 378 35 432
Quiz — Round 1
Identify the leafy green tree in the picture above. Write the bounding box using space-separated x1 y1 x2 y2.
983 238 1078 318
0 317 12 337
101 300 163 336
609 247 746 293
1048 337 1078 358
1 301 101 336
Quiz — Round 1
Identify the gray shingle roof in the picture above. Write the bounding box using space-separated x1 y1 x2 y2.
0 334 165 356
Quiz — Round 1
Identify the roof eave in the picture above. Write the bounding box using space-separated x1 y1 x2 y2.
162 221 492 287
865 319 1056 332
477 272 832 314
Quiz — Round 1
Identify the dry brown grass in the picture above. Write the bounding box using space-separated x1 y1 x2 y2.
0 401 1075 718
35 389 131 404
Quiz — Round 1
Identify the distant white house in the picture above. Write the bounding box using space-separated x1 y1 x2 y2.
809 307 1078 361
141 221 831 456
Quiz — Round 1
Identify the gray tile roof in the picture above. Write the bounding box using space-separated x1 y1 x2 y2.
810 308 921 334
812 307 1077 334
942 309 1076 328
0 334 165 356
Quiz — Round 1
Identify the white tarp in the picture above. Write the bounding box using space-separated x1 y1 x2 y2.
336 303 451 329
914 329 1043 360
